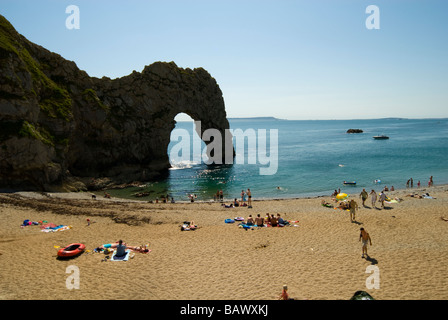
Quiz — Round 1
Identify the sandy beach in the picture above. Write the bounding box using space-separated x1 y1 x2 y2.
1 185 448 300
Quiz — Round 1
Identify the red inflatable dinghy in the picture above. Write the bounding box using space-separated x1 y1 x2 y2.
58 243 86 258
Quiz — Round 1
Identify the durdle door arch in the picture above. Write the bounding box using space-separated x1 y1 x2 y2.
0 15 234 191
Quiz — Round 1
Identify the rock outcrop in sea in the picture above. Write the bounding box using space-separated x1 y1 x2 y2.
346 129 363 134
0 15 233 191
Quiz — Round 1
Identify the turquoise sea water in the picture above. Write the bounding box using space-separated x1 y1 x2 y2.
107 118 448 201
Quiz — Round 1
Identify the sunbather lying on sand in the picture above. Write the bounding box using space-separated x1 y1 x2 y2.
98 241 122 250
335 201 349 210
321 200 333 208
406 193 436 199
181 221 197 231
127 244 150 253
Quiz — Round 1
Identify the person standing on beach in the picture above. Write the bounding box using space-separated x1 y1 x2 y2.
359 189 368 207
247 189 252 208
241 190 246 205
359 228 372 258
370 190 377 208
429 176 434 187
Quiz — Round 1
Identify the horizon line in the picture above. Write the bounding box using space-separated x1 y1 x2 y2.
175 116 448 122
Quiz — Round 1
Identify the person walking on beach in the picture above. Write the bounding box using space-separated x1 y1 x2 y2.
370 190 377 208
429 176 434 187
349 199 359 222
359 189 368 207
359 228 372 258
379 191 386 209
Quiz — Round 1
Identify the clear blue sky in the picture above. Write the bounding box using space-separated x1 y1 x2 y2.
2 0 448 120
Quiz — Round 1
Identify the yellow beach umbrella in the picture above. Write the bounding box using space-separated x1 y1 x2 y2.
336 193 348 200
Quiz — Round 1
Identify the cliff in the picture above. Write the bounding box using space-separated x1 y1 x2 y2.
0 15 233 191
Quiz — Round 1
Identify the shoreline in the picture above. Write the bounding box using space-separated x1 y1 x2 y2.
3 183 446 204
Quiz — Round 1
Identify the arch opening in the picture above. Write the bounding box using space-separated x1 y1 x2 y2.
168 113 205 170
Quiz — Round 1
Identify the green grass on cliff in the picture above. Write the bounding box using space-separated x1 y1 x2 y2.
0 15 73 121
0 120 54 146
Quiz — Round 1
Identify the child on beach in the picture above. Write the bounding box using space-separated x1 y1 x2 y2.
279 285 294 300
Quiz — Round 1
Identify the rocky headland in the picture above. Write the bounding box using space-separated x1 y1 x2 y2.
0 15 232 191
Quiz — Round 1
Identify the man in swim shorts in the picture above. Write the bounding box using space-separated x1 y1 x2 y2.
359 189 368 207
359 228 372 258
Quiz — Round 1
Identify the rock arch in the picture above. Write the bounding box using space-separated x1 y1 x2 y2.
0 15 234 190
69 62 235 183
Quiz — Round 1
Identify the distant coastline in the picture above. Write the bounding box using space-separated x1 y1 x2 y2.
228 116 285 121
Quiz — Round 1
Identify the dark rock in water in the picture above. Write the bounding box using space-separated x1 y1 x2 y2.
346 129 363 133
0 15 233 191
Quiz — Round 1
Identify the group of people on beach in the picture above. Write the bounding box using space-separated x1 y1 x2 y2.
406 176 434 188
245 213 289 227
220 188 253 208
359 188 387 209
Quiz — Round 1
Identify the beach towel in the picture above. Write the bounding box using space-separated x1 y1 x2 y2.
385 200 398 204
238 224 255 230
111 249 131 261
41 225 71 233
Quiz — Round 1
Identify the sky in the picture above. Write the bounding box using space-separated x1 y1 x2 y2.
1 0 448 120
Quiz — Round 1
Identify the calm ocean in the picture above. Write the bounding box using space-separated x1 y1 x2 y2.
106 118 448 201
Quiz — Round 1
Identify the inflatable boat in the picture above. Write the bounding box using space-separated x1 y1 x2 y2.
57 243 85 258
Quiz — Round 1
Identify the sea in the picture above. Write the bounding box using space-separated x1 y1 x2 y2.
105 118 448 202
